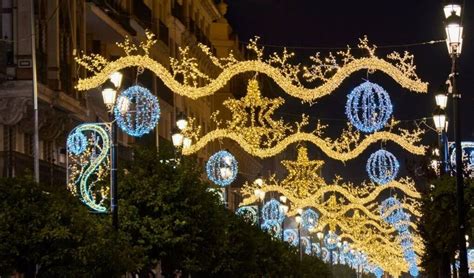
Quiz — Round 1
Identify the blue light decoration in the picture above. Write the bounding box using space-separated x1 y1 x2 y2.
283 229 299 246
324 231 339 250
261 198 285 223
67 131 88 155
374 267 384 278
312 242 321 256
379 197 404 225
409 265 419 277
345 81 393 133
300 237 312 255
366 149 400 185
321 247 330 263
301 208 319 230
114 85 160 137
404 249 416 261
449 141 474 174
236 205 258 225
206 150 238 186
394 212 411 232
261 220 282 238
66 123 111 213
468 249 474 274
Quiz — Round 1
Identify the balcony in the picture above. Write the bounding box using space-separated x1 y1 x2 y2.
158 20 169 46
171 3 185 24
86 0 136 36
133 0 152 30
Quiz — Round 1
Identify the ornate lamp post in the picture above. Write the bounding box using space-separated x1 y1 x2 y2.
279 195 289 241
101 71 123 230
444 1 468 275
433 105 448 175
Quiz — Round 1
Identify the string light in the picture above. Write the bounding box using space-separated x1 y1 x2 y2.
66 123 111 213
67 131 87 155
301 208 319 230
114 85 160 137
75 34 428 101
366 149 400 185
283 229 299 246
236 205 258 225
346 81 393 133
205 150 238 187
261 199 285 223
380 197 404 225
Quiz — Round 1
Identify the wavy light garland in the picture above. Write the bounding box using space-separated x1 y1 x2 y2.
75 33 428 102
66 123 111 213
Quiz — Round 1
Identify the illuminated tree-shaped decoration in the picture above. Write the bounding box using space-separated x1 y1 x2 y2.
114 85 160 137
261 198 285 223
236 205 258 225
366 149 400 185
301 208 319 230
67 131 88 155
346 81 393 133
283 229 299 246
324 231 339 250
261 220 282 238
379 197 404 225
66 123 111 213
205 150 238 186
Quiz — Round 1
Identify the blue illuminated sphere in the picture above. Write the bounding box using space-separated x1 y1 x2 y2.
261 199 285 223
236 206 258 224
301 208 319 230
366 149 399 185
114 85 160 137
345 81 393 133
380 197 404 225
394 212 411 232
67 130 87 155
206 150 238 186
284 229 299 246
374 267 384 278
324 231 339 250
409 265 419 277
261 220 282 238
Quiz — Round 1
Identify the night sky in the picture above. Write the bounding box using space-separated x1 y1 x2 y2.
225 0 474 183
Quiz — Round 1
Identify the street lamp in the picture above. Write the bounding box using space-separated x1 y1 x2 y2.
433 107 447 133
435 92 448 110
295 213 302 262
254 187 266 225
171 127 184 148
101 71 123 230
176 112 188 130
444 1 468 276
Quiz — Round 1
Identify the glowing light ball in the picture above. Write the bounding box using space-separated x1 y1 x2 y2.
366 149 400 185
324 231 339 250
261 199 285 223
380 197 404 225
206 150 238 186
67 131 87 155
236 205 258 224
114 85 160 137
261 220 282 238
301 208 319 230
283 229 299 246
345 81 393 133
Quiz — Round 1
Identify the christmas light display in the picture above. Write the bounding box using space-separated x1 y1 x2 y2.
324 231 339 250
409 265 419 277
301 208 319 230
366 149 400 184
468 249 474 274
261 199 285 223
300 236 312 255
380 197 404 225
283 229 299 246
205 150 238 186
346 81 393 133
76 34 428 101
67 131 88 155
261 220 282 238
236 205 258 225
114 85 160 137
66 123 111 213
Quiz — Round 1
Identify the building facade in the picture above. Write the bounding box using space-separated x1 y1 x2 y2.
0 0 261 209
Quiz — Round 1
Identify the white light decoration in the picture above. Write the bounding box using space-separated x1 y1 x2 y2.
67 131 88 155
301 208 319 230
262 199 285 223
261 220 282 238
449 141 474 174
109 71 123 88
205 150 238 187
236 205 258 224
114 85 160 137
283 229 299 246
324 231 339 250
345 81 393 133
366 149 400 185
379 197 404 225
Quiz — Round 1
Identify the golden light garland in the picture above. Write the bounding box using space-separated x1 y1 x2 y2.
239 147 423 276
181 79 426 160
75 33 428 102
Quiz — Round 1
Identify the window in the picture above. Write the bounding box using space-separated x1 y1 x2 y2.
24 133 33 156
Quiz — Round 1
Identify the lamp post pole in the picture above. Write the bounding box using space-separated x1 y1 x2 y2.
451 54 469 277
110 112 118 230
298 223 302 262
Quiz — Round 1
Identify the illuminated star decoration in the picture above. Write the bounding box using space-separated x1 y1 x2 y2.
66 123 111 213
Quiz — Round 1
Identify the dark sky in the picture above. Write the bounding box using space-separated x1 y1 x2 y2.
225 0 474 182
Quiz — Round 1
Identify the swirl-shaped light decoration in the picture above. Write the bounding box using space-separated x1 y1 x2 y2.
367 149 400 185
380 197 404 225
324 231 339 250
283 229 299 246
66 123 111 213
114 85 160 137
261 199 285 223
346 81 393 133
236 205 258 225
301 208 319 230
261 220 282 239
205 150 238 186
67 131 88 155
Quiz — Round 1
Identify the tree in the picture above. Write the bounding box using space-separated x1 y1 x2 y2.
0 176 139 277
